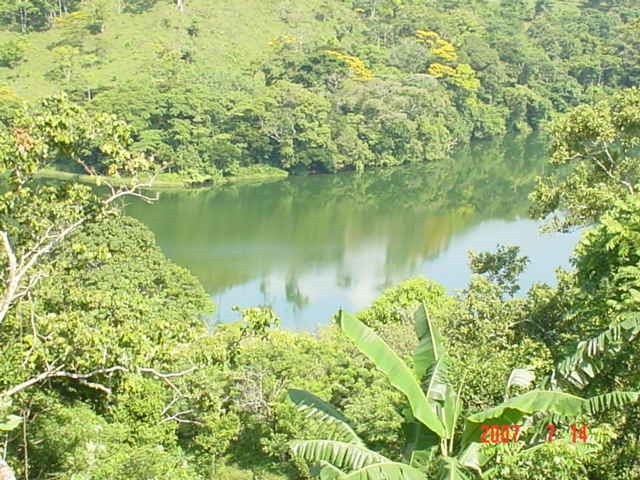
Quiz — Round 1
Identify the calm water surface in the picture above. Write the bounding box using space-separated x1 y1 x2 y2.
126 135 581 330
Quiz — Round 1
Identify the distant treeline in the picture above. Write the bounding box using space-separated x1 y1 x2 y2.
0 0 638 181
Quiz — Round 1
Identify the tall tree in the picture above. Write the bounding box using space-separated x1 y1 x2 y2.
0 96 158 477
530 88 640 231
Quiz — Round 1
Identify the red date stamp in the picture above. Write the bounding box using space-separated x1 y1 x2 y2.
480 424 521 443
480 424 588 444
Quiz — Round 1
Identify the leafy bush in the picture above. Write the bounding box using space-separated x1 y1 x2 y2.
0 40 26 68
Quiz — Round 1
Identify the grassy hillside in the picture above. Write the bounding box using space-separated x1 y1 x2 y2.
0 0 637 184
0 0 335 99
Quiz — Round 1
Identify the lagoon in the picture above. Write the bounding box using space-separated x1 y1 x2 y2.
127 134 581 330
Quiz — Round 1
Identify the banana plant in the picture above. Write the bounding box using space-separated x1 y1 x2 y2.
553 312 640 388
289 304 639 480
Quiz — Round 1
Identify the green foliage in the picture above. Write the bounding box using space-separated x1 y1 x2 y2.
469 245 529 297
0 39 26 68
356 277 451 328
291 305 637 480
29 403 199 480
541 193 640 389
530 88 640 231
0 398 20 433
2 0 636 179
0 94 217 479
1 3 640 479
337 309 446 438
523 91 640 476
555 313 640 388
485 439 605 480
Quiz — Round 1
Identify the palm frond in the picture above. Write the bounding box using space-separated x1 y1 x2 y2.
582 391 640 415
289 389 364 445
341 462 427 480
337 310 446 438
413 303 447 381
555 313 640 388
311 461 346 480
290 440 391 471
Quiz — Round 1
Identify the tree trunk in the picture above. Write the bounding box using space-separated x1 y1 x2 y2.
19 8 27 34
0 460 16 480
176 0 185 12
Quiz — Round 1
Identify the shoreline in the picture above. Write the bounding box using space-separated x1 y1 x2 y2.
37 165 290 191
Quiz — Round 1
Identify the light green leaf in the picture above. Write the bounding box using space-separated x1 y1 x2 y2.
461 390 585 446
337 311 446 438
289 389 364 445
0 414 21 432
555 313 640 388
583 391 639 415
405 423 439 466
342 462 427 480
505 368 536 397
311 461 346 480
462 389 639 447
437 456 471 480
413 303 446 380
457 443 486 473
291 440 390 471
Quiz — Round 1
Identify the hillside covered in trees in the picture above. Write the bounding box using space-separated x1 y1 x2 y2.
1 1 640 480
0 0 638 183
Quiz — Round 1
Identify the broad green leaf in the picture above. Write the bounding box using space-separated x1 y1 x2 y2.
555 313 640 388
337 311 446 438
413 303 429 341
0 414 21 432
405 422 439 466
311 461 346 480
461 389 639 447
424 360 449 403
583 391 639 415
415 304 456 438
289 389 364 445
291 440 390 471
437 456 471 480
413 304 446 380
423 359 457 439
505 368 535 398
457 443 486 473
342 462 427 480
442 373 461 442
461 390 585 446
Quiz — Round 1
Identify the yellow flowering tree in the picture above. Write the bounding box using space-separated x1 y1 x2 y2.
417 29 479 91
324 50 374 81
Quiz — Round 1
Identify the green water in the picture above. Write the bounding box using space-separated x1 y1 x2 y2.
126 134 581 330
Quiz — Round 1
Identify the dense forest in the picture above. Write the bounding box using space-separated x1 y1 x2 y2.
0 1 640 480
0 0 638 182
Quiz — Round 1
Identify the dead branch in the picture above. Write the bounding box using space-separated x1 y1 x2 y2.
1 366 127 398
2 365 200 400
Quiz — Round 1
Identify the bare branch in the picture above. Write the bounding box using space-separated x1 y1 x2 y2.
1 364 199 399
1 368 62 398
0 366 128 398
594 155 634 195
601 144 635 194
161 410 204 426
0 232 18 325
0 171 161 328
